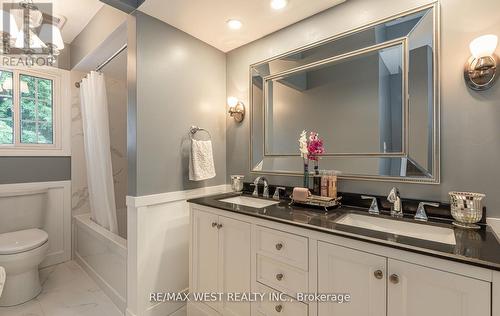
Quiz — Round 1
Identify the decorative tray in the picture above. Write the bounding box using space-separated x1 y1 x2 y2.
290 195 342 212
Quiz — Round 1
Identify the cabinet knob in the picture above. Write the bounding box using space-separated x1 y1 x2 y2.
275 304 283 313
374 270 384 279
276 273 284 281
217 223 223 229
275 243 283 251
390 274 400 284
212 222 218 228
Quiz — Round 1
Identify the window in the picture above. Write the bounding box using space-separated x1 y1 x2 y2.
19 74 54 144
0 68 61 152
0 71 13 144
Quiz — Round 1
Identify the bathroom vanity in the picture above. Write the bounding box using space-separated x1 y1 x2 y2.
188 192 500 316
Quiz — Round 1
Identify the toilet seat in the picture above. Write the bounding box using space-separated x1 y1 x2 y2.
0 229 48 255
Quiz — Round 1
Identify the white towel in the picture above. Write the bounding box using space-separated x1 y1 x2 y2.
189 139 216 181
0 266 5 297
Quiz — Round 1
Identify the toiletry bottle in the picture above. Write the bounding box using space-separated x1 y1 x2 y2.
313 170 321 196
321 171 328 197
328 171 337 198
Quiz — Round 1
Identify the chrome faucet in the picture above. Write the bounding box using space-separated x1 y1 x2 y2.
387 187 403 217
415 202 440 221
251 176 269 198
361 196 380 215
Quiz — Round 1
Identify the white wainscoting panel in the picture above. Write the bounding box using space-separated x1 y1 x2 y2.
126 184 231 316
0 181 72 267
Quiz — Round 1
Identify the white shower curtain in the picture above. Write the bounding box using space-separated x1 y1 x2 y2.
80 71 118 234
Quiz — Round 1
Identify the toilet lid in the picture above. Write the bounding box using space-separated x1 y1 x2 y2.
0 229 48 255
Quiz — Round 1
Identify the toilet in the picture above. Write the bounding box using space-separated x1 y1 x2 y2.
0 229 49 306
0 189 49 307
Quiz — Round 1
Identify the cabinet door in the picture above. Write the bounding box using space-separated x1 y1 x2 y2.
388 259 491 316
219 216 252 316
192 210 220 311
317 242 386 316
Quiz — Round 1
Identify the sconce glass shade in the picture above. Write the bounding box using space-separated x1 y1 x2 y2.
0 10 19 38
465 35 498 91
227 97 245 123
227 96 239 107
39 24 65 50
469 35 498 58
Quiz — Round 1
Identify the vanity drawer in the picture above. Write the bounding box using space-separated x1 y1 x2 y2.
255 283 308 316
256 226 308 270
256 254 308 297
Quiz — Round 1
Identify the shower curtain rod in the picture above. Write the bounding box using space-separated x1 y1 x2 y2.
75 44 128 88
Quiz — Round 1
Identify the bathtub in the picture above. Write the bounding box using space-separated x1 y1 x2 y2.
73 214 127 313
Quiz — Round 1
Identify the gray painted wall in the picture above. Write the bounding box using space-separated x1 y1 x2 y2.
129 12 227 196
226 0 500 218
0 157 71 184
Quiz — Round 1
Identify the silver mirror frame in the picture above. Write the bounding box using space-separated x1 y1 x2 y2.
249 2 440 184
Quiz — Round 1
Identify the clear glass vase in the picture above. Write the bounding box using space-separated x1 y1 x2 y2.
303 159 310 188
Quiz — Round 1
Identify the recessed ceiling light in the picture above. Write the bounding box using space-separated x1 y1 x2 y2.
271 0 288 10
226 19 242 30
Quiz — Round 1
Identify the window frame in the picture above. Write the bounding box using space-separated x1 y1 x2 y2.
0 66 70 156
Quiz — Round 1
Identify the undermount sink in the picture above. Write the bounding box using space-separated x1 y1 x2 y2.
335 213 456 245
219 196 279 209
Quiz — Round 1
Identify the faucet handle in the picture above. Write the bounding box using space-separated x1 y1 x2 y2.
362 195 380 215
250 183 259 197
273 187 286 200
414 202 440 221
387 187 400 203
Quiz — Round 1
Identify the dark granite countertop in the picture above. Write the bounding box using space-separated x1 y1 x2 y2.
188 192 500 271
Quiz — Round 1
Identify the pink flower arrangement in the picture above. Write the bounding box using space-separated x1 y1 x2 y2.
307 132 325 161
298 130 325 161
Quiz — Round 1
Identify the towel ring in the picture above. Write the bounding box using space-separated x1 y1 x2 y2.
190 126 211 140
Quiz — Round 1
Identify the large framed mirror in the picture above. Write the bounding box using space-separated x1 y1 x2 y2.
250 3 439 183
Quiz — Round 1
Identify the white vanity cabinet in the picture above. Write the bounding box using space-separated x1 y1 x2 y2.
387 258 490 316
190 207 252 316
317 242 386 316
189 204 495 316
317 241 491 316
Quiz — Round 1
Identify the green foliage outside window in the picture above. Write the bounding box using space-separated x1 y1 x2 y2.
0 71 13 144
0 71 54 145
20 74 53 144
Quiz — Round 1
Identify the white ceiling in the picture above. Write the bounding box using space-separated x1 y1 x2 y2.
138 0 346 52
8 0 104 43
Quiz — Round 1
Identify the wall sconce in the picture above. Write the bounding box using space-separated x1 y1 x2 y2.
227 96 245 123
464 34 498 91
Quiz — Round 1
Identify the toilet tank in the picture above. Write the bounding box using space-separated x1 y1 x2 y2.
0 189 48 234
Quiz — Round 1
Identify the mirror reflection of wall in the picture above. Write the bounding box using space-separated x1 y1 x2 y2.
265 44 404 156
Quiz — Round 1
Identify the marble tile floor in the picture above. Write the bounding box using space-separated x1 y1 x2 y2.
0 260 123 316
